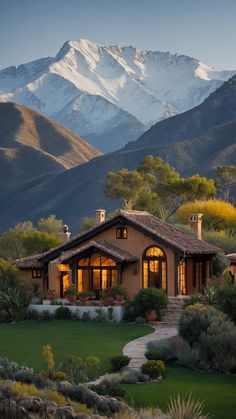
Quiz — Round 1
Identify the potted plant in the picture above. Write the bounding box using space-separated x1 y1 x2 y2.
64 285 78 304
109 285 128 303
78 291 94 304
102 288 114 306
132 288 168 323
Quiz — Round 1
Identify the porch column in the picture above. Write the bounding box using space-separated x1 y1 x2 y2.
48 261 60 296
174 254 180 296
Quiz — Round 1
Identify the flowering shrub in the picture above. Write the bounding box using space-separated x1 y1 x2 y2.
42 344 55 376
141 360 165 379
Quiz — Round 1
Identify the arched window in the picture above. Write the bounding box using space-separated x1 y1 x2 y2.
116 227 128 239
143 246 167 291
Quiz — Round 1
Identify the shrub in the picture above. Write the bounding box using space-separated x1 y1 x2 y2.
25 309 40 320
132 288 168 318
179 306 236 372
54 306 72 320
51 370 68 381
212 253 230 277
183 294 202 307
10 382 41 399
141 360 165 379
176 345 207 370
179 305 212 346
14 369 45 388
40 310 53 321
145 338 176 362
47 390 66 406
216 284 236 323
110 355 131 372
109 285 128 299
91 380 127 398
81 311 91 321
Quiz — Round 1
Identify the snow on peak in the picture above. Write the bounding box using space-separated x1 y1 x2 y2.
0 38 235 152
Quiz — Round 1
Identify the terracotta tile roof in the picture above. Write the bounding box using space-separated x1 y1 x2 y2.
17 210 222 268
58 240 139 263
15 254 43 269
119 210 222 255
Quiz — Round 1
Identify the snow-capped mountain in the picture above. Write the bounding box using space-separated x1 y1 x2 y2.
0 39 235 152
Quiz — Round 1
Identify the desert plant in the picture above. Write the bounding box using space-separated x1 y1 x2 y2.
85 356 100 379
179 305 212 347
51 370 68 381
167 394 209 418
10 381 41 399
132 288 168 318
42 344 55 376
145 338 176 363
141 360 165 379
54 306 72 320
202 284 218 305
110 355 131 372
183 294 202 307
14 369 45 388
0 274 33 322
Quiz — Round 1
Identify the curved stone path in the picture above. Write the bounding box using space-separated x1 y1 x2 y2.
123 324 178 368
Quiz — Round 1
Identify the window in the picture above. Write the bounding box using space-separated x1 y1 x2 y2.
116 227 128 239
32 269 42 278
142 246 167 291
178 261 186 295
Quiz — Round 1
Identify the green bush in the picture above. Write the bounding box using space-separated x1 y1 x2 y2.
141 360 165 379
40 310 53 321
110 355 131 372
55 306 72 320
145 338 176 362
132 288 168 318
109 285 128 299
183 294 202 307
51 370 68 381
212 253 230 277
179 306 236 372
216 284 236 323
90 380 127 398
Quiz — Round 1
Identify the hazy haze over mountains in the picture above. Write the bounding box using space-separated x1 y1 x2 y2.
0 39 235 152
0 75 235 232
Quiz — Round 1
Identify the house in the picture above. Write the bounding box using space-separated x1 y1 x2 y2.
15 210 222 298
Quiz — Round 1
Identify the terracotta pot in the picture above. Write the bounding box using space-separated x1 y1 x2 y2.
103 296 114 306
115 294 125 303
67 294 76 304
145 310 157 322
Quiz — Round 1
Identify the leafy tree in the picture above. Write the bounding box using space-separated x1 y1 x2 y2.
203 230 236 254
216 166 236 202
106 169 143 209
79 217 97 233
105 155 216 219
175 199 236 231
22 231 61 255
0 222 34 260
37 215 63 238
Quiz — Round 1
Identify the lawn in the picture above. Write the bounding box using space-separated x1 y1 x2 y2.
0 321 152 373
124 366 236 419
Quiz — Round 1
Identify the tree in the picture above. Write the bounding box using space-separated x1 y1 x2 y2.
22 231 61 255
105 169 143 209
0 221 34 260
216 166 236 202
79 217 97 233
105 155 216 219
175 199 236 231
38 215 63 239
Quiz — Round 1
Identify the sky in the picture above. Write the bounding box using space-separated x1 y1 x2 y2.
0 0 236 70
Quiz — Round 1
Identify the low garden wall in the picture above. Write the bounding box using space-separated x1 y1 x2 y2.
29 304 125 322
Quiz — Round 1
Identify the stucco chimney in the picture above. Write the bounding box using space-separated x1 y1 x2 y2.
188 214 203 240
62 224 71 242
95 209 106 224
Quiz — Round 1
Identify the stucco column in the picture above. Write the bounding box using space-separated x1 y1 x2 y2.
48 261 59 295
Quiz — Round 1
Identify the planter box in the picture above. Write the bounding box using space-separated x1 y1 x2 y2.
29 304 125 322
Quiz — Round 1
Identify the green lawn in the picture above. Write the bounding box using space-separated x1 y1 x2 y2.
0 321 152 373
124 366 236 419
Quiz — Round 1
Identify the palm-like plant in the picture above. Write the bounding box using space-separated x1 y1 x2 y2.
167 394 210 419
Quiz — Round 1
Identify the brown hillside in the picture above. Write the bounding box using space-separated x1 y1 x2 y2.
0 102 101 169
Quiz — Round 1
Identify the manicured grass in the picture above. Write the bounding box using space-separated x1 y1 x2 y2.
0 321 152 373
123 366 236 419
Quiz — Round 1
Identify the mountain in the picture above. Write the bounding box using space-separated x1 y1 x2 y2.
0 75 235 232
0 39 235 152
0 102 101 197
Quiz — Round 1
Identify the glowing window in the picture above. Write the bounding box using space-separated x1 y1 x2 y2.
178 261 186 295
145 247 164 257
32 269 42 278
116 227 128 239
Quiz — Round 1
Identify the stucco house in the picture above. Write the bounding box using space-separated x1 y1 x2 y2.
15 210 221 298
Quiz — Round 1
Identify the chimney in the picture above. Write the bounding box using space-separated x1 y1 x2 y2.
62 224 71 242
188 214 203 240
95 209 106 224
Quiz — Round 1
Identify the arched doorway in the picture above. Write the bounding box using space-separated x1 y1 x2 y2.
143 246 167 291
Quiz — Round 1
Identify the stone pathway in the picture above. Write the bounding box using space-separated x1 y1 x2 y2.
123 324 178 368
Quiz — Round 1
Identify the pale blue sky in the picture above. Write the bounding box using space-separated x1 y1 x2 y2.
0 0 236 70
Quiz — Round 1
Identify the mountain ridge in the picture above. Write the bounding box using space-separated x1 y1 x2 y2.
0 38 235 152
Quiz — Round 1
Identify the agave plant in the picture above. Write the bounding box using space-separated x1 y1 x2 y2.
202 285 218 306
167 394 210 419
0 281 32 322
